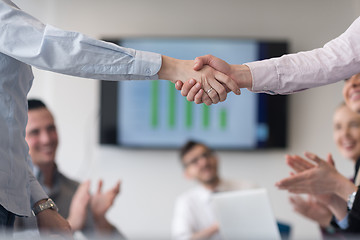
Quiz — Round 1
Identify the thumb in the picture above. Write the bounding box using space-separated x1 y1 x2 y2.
194 55 213 71
175 80 183 90
327 153 335 167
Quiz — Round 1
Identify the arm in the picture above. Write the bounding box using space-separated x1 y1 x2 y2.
181 16 360 103
27 157 71 235
0 1 239 104
171 196 219 240
190 224 219 240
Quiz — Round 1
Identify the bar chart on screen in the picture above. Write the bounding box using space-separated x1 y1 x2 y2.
150 81 228 131
118 78 257 148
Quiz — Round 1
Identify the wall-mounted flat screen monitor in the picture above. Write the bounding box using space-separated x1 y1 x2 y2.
100 37 288 150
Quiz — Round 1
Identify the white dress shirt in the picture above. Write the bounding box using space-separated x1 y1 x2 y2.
246 16 360 94
0 0 161 216
171 180 256 240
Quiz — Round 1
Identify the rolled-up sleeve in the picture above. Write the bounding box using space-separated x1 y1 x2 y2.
246 16 360 95
0 0 162 81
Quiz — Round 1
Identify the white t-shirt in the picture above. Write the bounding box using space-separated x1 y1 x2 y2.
171 179 257 240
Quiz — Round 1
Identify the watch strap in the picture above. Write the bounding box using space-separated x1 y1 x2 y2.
32 198 58 216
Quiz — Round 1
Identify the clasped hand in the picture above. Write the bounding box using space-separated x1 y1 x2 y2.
171 55 252 105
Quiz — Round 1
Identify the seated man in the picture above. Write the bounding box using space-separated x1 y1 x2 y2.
171 140 257 240
15 99 124 238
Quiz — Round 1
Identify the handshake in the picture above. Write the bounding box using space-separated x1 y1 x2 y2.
158 54 253 106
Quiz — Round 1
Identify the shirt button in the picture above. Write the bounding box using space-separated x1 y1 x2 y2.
145 68 151 75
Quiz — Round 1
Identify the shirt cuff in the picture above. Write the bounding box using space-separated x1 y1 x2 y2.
336 214 349 229
244 59 279 94
130 50 162 80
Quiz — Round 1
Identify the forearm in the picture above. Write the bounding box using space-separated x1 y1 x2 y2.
245 16 360 95
158 55 195 83
190 224 218 240
0 1 161 81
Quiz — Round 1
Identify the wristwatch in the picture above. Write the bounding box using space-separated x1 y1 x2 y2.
32 198 58 216
347 191 357 210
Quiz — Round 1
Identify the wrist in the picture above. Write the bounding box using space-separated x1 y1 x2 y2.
230 64 252 89
334 174 357 201
158 55 180 83
32 198 58 216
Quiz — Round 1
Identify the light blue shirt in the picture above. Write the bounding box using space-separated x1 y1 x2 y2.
0 0 161 216
336 214 349 230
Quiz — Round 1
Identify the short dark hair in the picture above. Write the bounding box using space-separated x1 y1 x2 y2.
28 99 47 111
179 140 208 160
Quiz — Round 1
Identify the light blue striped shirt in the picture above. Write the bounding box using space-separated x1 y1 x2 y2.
0 0 161 216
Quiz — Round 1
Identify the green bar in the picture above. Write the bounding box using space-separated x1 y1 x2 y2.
168 82 176 128
185 100 192 129
203 105 210 129
151 81 159 128
220 108 227 130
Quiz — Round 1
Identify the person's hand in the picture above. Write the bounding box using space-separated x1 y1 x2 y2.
90 180 121 219
89 180 120 233
285 154 316 175
289 194 332 227
175 55 252 104
159 56 240 105
276 152 356 201
36 208 72 237
67 180 91 231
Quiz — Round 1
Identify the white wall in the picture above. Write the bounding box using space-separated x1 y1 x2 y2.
14 0 360 239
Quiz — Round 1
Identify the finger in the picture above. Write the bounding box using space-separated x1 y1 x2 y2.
97 179 103 194
275 173 308 189
214 71 241 95
202 94 213 106
294 155 315 169
203 77 220 104
175 80 183 91
181 79 197 97
112 181 121 194
209 78 226 102
200 89 212 104
287 155 314 173
81 180 91 193
187 82 202 102
204 97 213 106
327 153 335 167
304 152 323 165
194 89 204 104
